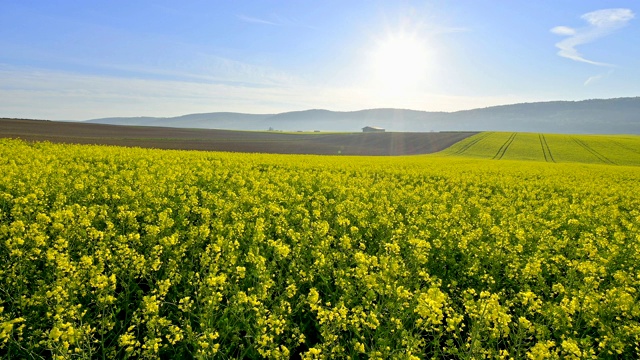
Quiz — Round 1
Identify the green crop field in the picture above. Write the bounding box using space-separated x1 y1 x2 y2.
443 132 640 166
1 138 640 359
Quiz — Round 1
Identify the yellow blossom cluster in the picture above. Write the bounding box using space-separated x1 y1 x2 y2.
1 138 639 358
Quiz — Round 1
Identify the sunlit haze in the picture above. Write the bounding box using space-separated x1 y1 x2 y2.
369 32 432 102
1 1 638 120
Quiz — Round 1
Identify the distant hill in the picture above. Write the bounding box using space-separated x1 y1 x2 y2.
85 97 640 134
87 113 272 129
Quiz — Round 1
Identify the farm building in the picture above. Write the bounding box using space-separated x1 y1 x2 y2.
362 126 385 133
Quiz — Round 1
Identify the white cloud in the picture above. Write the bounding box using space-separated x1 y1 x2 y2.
550 26 576 36
551 8 634 66
582 8 634 27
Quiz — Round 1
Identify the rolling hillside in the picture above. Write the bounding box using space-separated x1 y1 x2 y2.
442 132 640 166
85 97 640 134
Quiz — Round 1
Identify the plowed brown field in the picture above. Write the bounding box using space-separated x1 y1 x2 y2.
0 118 476 155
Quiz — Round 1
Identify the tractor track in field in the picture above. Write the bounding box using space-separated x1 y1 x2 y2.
539 134 556 163
572 137 616 165
451 132 492 155
610 139 640 155
493 132 517 160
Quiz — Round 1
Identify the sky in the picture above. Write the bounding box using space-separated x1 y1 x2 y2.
1 0 638 120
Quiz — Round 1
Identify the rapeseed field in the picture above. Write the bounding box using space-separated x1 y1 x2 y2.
1 138 639 359
443 132 640 166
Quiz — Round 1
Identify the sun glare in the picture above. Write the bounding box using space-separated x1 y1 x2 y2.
370 33 430 97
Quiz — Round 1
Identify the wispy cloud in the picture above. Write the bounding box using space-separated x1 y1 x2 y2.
584 74 603 86
0 63 532 121
237 14 279 26
584 69 614 86
551 8 634 66
237 13 318 30
0 64 306 120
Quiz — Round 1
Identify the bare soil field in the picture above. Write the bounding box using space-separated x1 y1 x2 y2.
0 118 477 155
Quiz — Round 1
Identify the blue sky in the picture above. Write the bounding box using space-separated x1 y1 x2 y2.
1 1 638 120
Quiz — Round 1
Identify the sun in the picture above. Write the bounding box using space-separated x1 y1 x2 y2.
369 33 430 97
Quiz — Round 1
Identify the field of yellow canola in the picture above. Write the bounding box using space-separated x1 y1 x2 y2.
443 132 640 166
1 138 640 359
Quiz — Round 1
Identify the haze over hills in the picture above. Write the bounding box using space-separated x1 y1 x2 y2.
85 97 640 134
